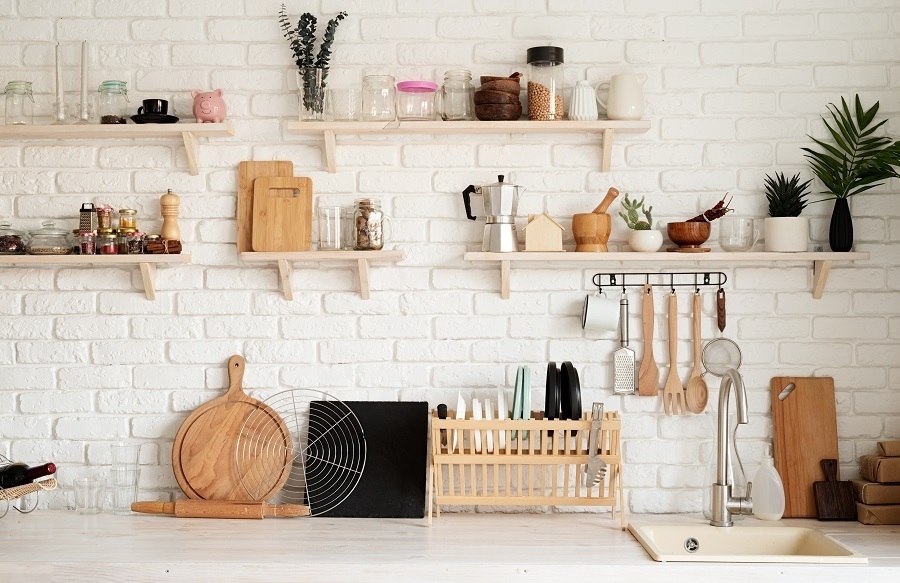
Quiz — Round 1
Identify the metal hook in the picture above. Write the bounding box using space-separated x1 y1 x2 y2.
670 273 675 294
621 273 626 294
703 273 711 286
592 273 602 293
694 273 699 293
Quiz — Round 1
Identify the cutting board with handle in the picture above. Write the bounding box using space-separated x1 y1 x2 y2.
813 459 857 521
770 376 838 518
237 161 294 252
251 176 313 252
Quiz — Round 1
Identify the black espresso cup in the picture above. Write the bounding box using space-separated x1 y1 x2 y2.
137 99 168 116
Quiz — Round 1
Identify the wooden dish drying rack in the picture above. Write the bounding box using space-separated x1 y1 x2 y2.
429 410 624 528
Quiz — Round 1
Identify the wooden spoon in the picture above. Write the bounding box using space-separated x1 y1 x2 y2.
662 292 684 415
685 292 709 414
637 284 659 396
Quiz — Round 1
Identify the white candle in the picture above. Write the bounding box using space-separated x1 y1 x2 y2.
80 40 88 109
55 42 64 107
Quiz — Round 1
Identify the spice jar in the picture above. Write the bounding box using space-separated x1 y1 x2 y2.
98 80 129 124
4 81 34 125
354 198 389 251
116 228 135 254
144 234 160 254
397 81 438 121
527 46 565 121
27 221 72 255
126 232 145 255
439 69 475 121
96 205 113 230
0 221 28 254
77 232 97 255
118 209 137 230
361 75 396 121
99 233 118 255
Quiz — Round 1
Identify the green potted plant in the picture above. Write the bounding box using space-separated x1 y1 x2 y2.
619 194 661 252
763 172 811 252
802 95 900 252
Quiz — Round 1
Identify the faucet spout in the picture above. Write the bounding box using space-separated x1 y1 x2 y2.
711 368 753 527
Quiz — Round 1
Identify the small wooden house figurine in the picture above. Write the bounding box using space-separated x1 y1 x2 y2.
523 213 565 252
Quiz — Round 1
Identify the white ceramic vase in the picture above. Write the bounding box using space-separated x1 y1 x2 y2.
764 217 808 252
569 80 599 121
629 229 663 252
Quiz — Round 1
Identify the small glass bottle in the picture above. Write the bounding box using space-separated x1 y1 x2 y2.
98 80 129 124
78 232 97 255
354 198 386 251
4 81 34 125
526 46 565 121
118 209 137 230
96 206 113 230
361 75 396 121
99 233 118 255
439 69 475 121
116 228 135 254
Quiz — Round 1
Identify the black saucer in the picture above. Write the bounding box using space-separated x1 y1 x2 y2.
131 114 179 124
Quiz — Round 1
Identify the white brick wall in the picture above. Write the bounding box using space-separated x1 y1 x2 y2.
0 0 897 514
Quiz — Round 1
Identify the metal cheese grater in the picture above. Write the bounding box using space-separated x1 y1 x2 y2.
613 293 636 395
79 202 97 233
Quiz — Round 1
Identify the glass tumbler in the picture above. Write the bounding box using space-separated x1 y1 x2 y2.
719 217 759 252
111 467 141 515
362 75 396 121
317 205 343 251
325 88 362 121
74 476 106 515
110 442 142 467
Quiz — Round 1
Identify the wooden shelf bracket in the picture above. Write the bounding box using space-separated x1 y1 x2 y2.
324 129 337 173
278 259 294 301
358 258 371 300
139 262 157 300
500 260 511 300
182 131 200 176
812 259 832 299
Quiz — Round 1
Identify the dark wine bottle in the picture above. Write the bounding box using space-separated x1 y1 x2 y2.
0 462 57 489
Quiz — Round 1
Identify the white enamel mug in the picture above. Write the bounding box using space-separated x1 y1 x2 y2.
582 291 621 331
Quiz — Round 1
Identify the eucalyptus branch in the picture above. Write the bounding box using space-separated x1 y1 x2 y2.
314 12 348 70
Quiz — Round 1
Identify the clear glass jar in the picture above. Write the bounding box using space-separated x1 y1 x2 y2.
0 221 28 254
439 69 475 121
98 80 129 124
97 205 113 230
116 228 135 254
99 233 118 255
144 234 160 254
118 209 137 230
526 46 565 121
127 232 145 255
4 81 34 125
354 198 388 251
361 75 396 121
78 232 97 255
27 221 72 255
396 81 438 121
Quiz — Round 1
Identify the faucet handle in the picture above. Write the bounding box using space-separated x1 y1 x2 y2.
745 481 752 499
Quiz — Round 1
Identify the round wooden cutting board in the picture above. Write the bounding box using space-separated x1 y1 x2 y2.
172 355 292 501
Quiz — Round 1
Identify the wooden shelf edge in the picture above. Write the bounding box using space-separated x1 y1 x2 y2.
0 253 191 265
240 250 406 262
0 123 234 140
286 119 651 135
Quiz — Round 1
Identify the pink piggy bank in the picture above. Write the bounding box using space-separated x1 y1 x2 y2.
191 89 227 123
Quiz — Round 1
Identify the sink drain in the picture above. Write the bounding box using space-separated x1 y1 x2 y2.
684 537 700 553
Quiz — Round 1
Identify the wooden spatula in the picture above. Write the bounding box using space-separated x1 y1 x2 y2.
638 284 659 396
814 459 857 521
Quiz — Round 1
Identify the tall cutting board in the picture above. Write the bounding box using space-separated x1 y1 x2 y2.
237 161 294 252
251 176 313 252
770 376 838 518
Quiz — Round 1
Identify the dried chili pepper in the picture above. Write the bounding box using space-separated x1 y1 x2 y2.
688 195 734 222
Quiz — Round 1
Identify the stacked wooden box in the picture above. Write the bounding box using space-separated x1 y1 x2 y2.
854 440 900 525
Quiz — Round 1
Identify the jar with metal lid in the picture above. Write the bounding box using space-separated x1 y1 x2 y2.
77 232 97 255
526 46 565 121
97 205 114 230
27 221 72 255
0 221 28 254
439 69 475 121
5 81 34 125
361 75 396 122
118 209 137 230
126 232 145 255
396 81 438 121
116 228 136 254
99 233 118 255
354 198 391 251
98 80 129 124
144 234 160 254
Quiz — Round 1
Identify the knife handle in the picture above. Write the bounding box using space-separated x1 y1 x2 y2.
716 288 726 333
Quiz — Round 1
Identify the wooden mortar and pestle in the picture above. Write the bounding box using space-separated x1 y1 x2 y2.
572 187 619 252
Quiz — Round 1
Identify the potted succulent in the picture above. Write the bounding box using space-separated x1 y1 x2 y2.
763 172 811 252
802 95 900 252
619 194 662 252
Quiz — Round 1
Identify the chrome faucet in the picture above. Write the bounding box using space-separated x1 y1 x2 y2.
710 368 753 527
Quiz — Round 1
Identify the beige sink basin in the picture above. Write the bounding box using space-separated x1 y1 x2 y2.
629 522 867 563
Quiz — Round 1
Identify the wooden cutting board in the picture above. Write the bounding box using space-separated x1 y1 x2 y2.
251 176 313 252
770 376 838 518
172 355 292 501
237 161 293 252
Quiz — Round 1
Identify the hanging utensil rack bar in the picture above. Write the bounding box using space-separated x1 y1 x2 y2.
592 271 727 292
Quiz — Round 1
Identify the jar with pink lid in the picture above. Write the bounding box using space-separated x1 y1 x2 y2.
396 81 438 121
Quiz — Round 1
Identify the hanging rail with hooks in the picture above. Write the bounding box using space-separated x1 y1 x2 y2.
591 272 727 294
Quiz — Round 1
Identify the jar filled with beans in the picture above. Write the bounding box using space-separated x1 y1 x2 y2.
353 198 388 251
527 46 565 121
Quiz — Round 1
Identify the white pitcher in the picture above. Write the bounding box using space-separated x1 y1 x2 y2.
569 80 599 121
596 74 647 120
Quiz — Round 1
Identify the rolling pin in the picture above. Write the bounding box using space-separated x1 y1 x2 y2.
592 187 620 214
131 500 310 519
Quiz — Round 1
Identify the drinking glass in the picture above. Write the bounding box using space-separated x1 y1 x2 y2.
110 443 141 467
325 88 362 121
317 206 343 251
111 467 141 515
719 217 759 252
74 476 105 515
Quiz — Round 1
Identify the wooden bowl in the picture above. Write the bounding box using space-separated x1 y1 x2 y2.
572 213 611 252
666 221 711 252
475 103 522 121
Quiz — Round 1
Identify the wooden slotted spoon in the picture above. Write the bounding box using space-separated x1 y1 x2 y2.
685 291 709 414
662 291 685 415
637 284 659 396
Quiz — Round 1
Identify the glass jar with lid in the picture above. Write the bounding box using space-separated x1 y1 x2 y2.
99 233 118 255
361 75 396 122
118 209 137 230
396 81 438 121
27 221 72 255
98 80 129 124
526 46 565 121
354 198 391 251
116 228 136 254
77 232 97 255
439 69 475 121
126 232 145 255
0 221 28 254
4 81 34 125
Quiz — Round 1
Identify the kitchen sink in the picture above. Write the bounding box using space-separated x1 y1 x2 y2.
628 522 868 563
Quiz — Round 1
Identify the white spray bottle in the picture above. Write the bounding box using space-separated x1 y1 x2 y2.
753 443 785 521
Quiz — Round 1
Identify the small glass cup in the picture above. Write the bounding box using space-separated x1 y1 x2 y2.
325 88 362 121
111 442 142 467
111 467 141 515
317 205 344 251
719 217 759 252
74 476 106 515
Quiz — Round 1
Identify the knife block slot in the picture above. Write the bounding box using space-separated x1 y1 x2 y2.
430 410 624 529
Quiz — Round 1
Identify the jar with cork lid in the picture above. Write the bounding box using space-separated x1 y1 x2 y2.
527 46 565 121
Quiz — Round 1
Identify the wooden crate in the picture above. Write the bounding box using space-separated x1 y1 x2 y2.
429 410 624 529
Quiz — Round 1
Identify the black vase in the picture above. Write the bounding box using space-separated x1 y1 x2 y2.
829 198 853 252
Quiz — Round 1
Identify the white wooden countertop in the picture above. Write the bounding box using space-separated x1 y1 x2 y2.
1 511 898 582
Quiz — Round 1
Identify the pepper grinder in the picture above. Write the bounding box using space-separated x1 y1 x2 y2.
160 189 180 241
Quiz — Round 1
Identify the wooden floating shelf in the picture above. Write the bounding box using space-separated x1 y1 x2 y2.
0 123 235 176
240 250 406 301
286 120 651 173
0 253 191 300
464 251 870 300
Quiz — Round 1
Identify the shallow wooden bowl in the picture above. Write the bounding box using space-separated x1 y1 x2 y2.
666 221 711 252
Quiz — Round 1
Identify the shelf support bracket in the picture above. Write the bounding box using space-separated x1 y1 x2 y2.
139 262 157 301
182 131 200 176
358 258 371 300
600 128 614 172
812 259 831 299
278 259 294 301
324 129 337 173
500 260 510 300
